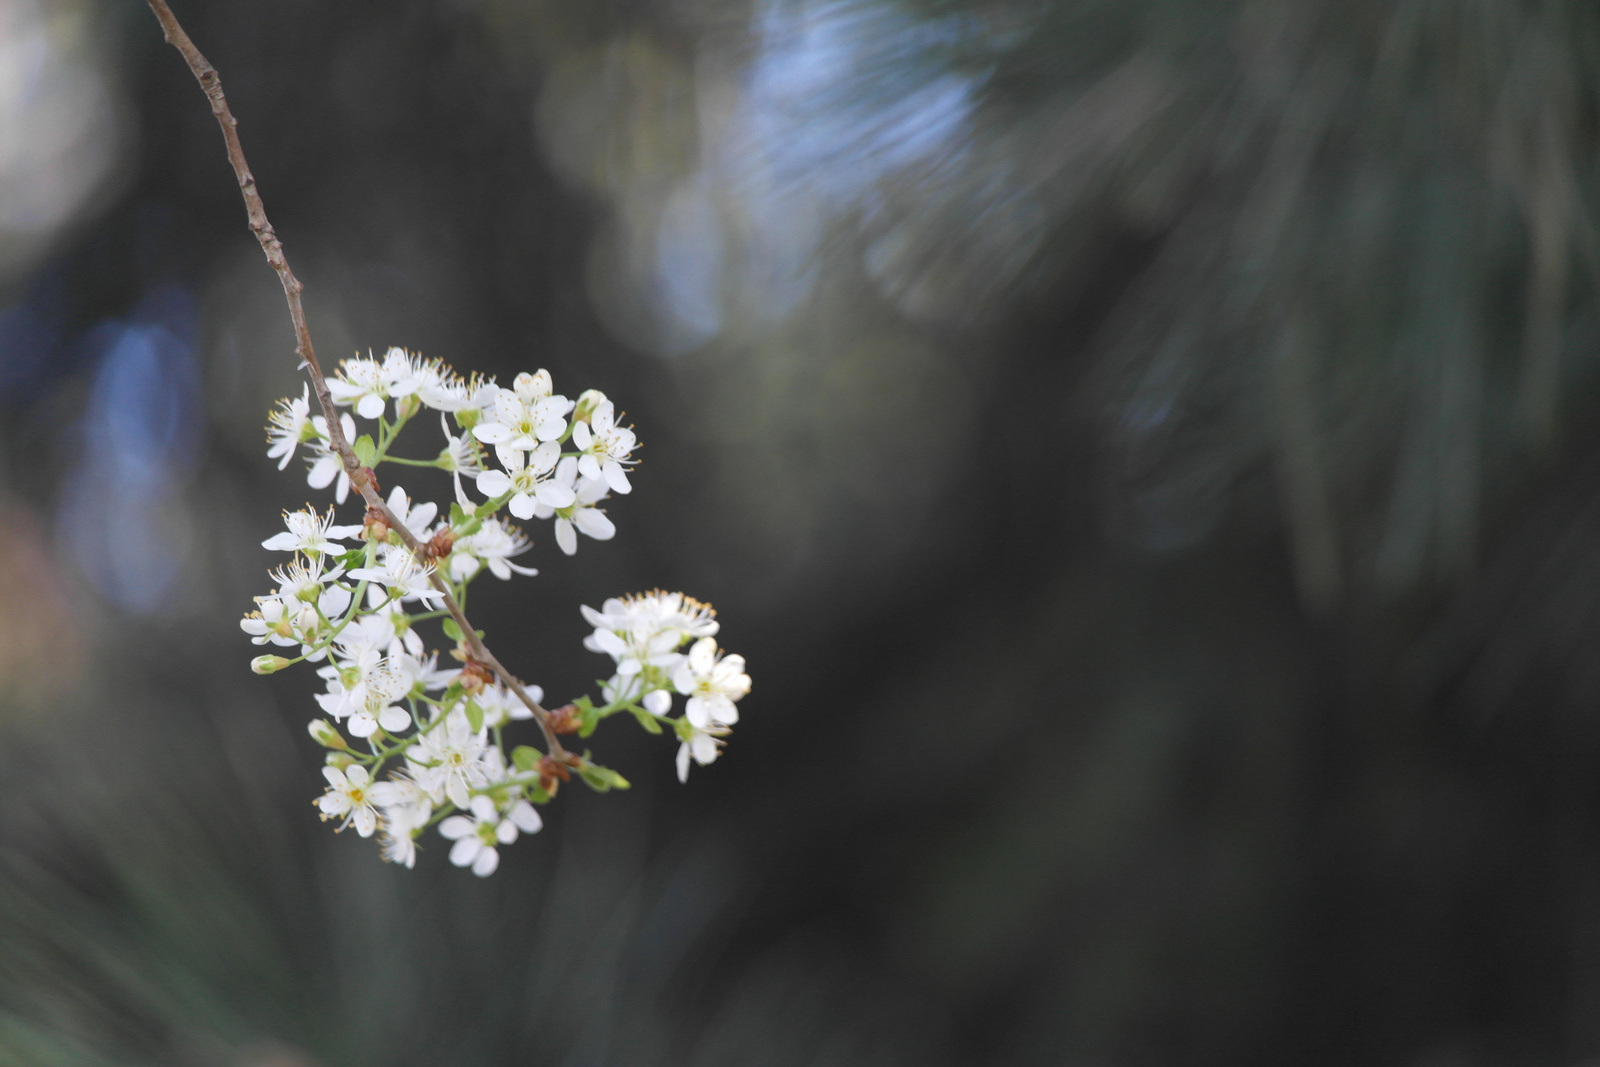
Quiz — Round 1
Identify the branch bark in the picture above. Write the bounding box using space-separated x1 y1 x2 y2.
145 0 564 756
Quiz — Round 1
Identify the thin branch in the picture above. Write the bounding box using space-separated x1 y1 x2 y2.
145 0 565 756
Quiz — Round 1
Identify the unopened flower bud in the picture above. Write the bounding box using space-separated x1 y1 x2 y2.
573 388 608 423
460 659 494 694
307 718 347 749
537 754 575 795
363 506 390 543
546 704 582 734
422 529 456 560
252 655 292 674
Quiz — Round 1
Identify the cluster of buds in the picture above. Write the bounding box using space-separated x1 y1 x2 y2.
245 350 750 875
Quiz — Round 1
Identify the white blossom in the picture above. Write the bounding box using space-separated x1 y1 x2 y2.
408 709 496 809
328 349 441 421
581 592 719 676
572 399 636 494
439 414 484 506
262 506 362 555
265 385 312 470
439 796 522 877
475 441 571 520
673 637 750 728
317 654 415 738
473 681 539 727
449 518 538 581
471 371 573 451
348 547 445 607
533 457 614 555
382 485 438 542
676 722 727 783
319 764 381 836
372 770 433 867
240 597 300 648
307 413 358 503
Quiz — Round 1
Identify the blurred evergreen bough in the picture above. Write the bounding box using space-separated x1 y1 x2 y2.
3 0 1600 1063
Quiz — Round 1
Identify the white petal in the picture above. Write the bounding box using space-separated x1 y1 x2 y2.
408 502 438 532
676 743 691 783
449 837 479 866
439 815 475 840
509 801 543 834
534 481 576 509
472 847 500 877
348 712 379 738
476 469 512 497
642 689 672 715
469 795 497 821
577 454 602 483
320 586 352 617
495 819 518 845
379 705 412 733
508 493 536 520
354 807 377 837
357 394 386 420
473 423 513 444
603 462 632 495
572 508 615 541
555 518 577 556
307 456 339 489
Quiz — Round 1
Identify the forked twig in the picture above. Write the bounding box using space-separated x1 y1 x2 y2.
144 0 564 756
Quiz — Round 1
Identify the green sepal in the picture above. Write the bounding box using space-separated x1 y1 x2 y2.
441 617 463 642
577 754 630 793
475 500 498 519
525 781 551 804
629 706 664 734
672 717 696 742
512 745 540 772
449 502 468 527
336 548 366 570
464 698 484 733
353 434 377 467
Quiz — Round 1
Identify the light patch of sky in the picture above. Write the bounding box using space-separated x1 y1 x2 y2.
732 0 985 204
58 286 204 616
0 0 122 282
656 0 991 332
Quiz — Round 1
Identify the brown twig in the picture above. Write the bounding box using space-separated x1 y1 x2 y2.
144 0 564 756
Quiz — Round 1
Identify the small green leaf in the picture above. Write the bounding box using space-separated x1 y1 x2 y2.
629 706 664 734
475 501 498 518
512 745 539 772
526 782 551 804
441 617 463 642
449 502 467 527
464 699 484 733
353 434 377 467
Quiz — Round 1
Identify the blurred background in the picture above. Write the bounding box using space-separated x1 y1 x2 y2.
2 0 1600 1062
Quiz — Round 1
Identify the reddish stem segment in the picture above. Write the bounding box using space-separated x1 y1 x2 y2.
144 0 564 756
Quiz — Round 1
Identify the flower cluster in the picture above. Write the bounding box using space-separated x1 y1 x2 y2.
246 350 749 875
